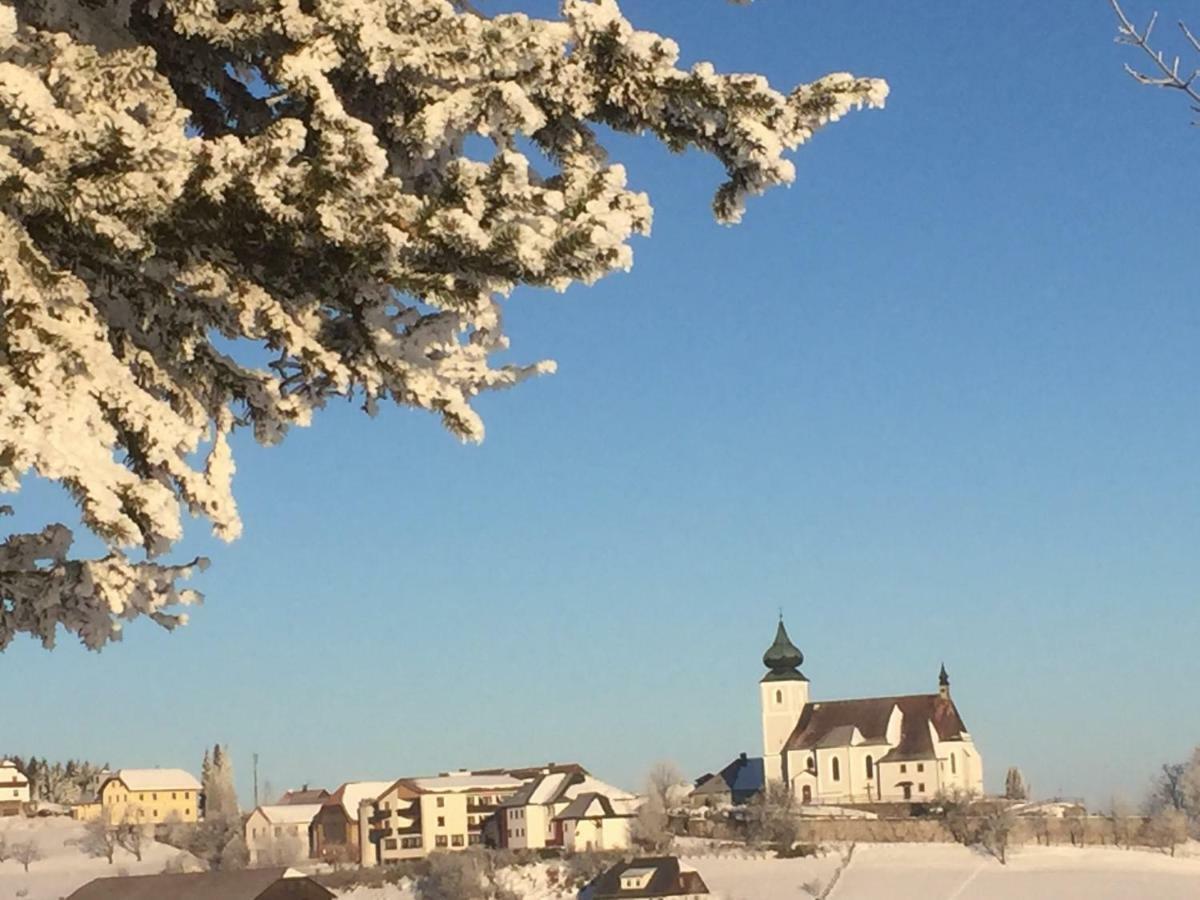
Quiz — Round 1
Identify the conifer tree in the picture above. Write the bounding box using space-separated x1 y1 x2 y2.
0 0 887 649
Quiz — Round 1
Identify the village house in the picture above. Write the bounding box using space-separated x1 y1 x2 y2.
592 857 710 899
66 868 334 900
0 760 29 816
689 753 765 809
760 618 985 804
310 781 393 863
361 770 526 865
97 769 202 825
245 804 324 865
500 768 637 851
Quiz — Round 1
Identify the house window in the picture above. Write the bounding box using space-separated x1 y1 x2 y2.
900 764 907 774
274 827 282 837
435 835 447 848
152 793 158 801
469 834 482 845
832 758 840 782
437 817 445 827
775 690 782 704
917 763 924 773
172 793 177 799
436 797 445 808
801 785 812 804
401 837 421 849
384 838 397 850
866 756 874 779
951 753 957 775
451 835 464 847
918 783 926 793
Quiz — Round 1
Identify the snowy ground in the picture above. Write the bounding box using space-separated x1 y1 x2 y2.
332 842 1200 900
0 816 197 900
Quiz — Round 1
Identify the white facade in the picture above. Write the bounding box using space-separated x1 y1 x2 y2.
758 622 985 805
245 804 322 865
760 678 808 784
0 761 29 812
502 771 636 851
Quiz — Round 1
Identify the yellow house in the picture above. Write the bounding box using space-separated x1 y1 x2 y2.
99 769 202 825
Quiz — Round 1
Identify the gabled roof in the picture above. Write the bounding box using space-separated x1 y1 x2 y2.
785 693 967 759
554 792 635 821
104 769 201 792
592 857 709 899
66 868 333 900
251 804 324 826
320 781 394 821
502 771 636 811
410 773 523 792
278 788 329 805
691 755 765 798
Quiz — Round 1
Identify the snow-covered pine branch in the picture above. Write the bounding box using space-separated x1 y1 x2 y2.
0 0 887 649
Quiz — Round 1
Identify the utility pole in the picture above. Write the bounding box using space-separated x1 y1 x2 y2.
253 753 259 807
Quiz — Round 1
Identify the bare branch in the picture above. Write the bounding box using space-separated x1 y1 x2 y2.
1111 0 1200 118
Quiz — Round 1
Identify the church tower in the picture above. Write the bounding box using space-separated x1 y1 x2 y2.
760 617 809 784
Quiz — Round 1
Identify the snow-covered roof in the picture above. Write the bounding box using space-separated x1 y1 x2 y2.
411 773 523 792
327 781 394 819
253 804 323 825
109 769 201 791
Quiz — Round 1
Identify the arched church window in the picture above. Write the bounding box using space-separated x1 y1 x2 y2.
832 758 840 782
807 755 816 773
951 753 957 775
802 785 812 804
775 690 782 704
866 755 874 779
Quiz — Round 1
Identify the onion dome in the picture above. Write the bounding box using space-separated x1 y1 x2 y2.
762 618 806 682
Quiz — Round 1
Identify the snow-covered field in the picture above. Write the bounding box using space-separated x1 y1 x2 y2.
0 817 197 900
333 842 1200 900
5 821 1198 900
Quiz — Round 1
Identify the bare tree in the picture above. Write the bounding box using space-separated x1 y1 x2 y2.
116 815 147 863
80 818 119 864
936 789 977 846
1108 800 1140 849
977 807 1017 865
746 785 801 852
1111 1 1200 118
1147 763 1188 813
645 761 686 815
633 761 686 852
1144 808 1188 856
1065 812 1086 847
1004 768 1028 801
11 840 43 873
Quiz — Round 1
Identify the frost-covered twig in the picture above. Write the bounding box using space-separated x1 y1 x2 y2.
1111 0 1200 117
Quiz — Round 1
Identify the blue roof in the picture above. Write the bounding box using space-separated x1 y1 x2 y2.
719 755 765 795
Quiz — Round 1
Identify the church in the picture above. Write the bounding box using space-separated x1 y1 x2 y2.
760 618 984 804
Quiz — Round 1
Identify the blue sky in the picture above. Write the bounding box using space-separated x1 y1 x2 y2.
5 0 1199 808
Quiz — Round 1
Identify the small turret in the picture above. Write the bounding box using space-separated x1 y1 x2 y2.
938 662 950 700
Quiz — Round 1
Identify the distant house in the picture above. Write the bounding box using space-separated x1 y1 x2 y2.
98 769 202 825
276 787 329 806
310 781 392 863
690 753 764 808
0 760 30 816
65 867 333 899
501 768 637 851
591 857 709 899
363 770 526 864
245 804 324 865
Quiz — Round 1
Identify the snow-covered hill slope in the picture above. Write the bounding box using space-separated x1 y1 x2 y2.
0 816 198 900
